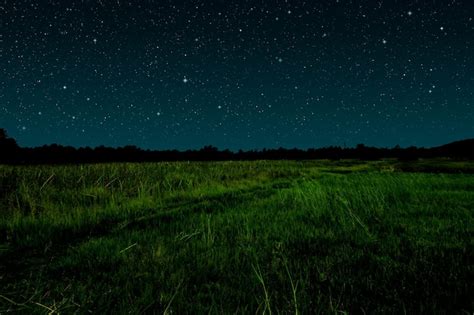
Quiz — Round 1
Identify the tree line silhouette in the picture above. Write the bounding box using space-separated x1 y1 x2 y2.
0 128 472 164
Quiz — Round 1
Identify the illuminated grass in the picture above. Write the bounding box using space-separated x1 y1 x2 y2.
0 160 473 313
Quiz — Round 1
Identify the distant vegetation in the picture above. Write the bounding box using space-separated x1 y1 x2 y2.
1 160 473 313
1 128 473 164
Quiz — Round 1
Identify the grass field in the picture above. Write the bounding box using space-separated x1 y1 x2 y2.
0 159 473 314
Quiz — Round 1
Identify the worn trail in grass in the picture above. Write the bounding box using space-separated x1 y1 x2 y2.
0 160 473 313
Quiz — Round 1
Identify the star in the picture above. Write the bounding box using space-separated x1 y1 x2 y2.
2 0 471 150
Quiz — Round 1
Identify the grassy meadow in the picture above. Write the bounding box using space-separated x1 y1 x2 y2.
0 159 473 313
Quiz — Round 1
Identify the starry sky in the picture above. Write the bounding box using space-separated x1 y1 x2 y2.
1 0 473 150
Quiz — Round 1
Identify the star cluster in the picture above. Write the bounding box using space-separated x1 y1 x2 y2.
1 0 473 149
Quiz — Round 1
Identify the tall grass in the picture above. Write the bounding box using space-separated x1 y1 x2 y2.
0 160 473 313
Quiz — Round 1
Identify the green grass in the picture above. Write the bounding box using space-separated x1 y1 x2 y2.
0 160 473 313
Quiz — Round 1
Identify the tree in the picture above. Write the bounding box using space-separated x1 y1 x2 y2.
0 128 20 162
0 128 7 140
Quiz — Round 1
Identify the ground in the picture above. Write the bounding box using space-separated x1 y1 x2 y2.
0 159 473 313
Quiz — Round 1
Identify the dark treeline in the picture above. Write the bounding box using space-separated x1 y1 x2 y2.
1 128 473 164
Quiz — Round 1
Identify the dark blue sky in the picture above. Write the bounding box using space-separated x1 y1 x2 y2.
1 0 473 150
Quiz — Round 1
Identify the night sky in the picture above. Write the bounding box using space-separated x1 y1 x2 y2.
1 1 473 150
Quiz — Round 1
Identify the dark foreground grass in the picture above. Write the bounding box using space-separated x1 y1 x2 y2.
0 160 473 313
